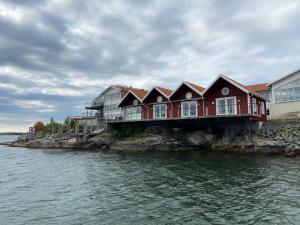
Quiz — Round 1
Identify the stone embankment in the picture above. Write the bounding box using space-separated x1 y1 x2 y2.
3 118 300 157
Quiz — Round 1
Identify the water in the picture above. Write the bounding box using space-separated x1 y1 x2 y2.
0 136 300 225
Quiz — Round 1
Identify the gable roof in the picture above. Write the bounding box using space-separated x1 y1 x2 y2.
203 74 268 101
270 68 300 86
142 86 173 102
95 84 132 100
185 82 206 93
111 85 132 92
131 88 148 99
118 88 148 107
246 83 270 92
169 81 205 99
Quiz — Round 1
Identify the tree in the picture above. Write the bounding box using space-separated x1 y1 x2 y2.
33 121 45 133
63 117 76 133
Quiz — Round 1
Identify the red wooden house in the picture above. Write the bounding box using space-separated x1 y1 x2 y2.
202 75 267 121
118 88 148 121
169 82 205 118
142 86 173 120
117 74 267 123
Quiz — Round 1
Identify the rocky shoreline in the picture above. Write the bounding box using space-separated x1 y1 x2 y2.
2 119 300 157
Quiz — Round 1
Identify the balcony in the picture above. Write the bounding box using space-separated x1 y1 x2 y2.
84 101 104 110
110 103 266 123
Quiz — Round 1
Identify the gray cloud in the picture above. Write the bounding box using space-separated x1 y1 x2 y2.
0 0 300 131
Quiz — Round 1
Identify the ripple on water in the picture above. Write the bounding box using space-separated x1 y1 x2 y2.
0 145 300 225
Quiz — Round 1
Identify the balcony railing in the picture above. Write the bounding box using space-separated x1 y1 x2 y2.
84 101 104 109
112 103 266 123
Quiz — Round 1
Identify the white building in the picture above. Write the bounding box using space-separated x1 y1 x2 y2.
247 69 300 118
76 85 147 133
85 85 131 122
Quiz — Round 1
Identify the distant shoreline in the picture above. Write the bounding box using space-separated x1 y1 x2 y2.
0 133 23 136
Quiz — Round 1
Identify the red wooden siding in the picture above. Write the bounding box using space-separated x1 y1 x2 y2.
118 76 267 122
119 92 142 107
143 88 171 119
203 77 249 116
249 96 267 121
170 84 201 101
170 83 203 118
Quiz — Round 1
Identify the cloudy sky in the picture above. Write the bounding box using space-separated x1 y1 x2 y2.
0 0 300 132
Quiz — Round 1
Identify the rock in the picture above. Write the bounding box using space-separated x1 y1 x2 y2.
293 147 300 155
186 131 207 146
283 151 296 157
144 125 168 135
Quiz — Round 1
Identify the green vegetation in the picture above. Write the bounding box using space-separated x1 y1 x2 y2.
110 124 144 140
33 117 76 134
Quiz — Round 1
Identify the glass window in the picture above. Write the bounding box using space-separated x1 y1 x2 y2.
216 97 237 115
153 104 167 119
261 103 265 115
274 77 300 103
125 106 141 121
181 101 197 117
252 98 257 114
217 99 226 115
227 98 236 114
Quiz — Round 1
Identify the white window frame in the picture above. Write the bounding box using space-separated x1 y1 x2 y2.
153 104 167 119
124 106 142 121
252 98 257 114
181 101 197 118
216 97 237 116
261 102 265 115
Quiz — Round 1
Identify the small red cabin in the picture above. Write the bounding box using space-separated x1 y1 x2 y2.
117 74 267 123
142 86 173 120
169 82 205 118
202 75 267 121
118 88 148 121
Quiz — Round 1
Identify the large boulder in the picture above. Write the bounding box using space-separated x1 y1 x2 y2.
186 131 212 146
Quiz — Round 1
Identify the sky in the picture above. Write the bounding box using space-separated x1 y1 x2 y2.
0 0 300 132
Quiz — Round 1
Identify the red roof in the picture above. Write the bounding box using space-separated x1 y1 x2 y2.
246 83 271 92
131 88 148 99
111 85 132 92
111 85 148 99
186 82 206 93
155 86 173 97
219 75 267 100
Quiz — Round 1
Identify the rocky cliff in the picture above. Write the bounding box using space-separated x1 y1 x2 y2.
5 119 300 157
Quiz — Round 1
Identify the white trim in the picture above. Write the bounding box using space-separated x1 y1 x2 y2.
95 86 123 100
142 86 171 102
216 96 237 116
203 74 268 101
270 68 300 85
181 100 198 118
124 106 142 121
118 90 143 107
247 94 251 114
252 97 257 114
169 82 204 99
153 104 167 119
261 102 265 115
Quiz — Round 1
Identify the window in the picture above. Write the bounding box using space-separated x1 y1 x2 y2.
252 98 257 114
261 103 265 115
153 104 167 119
181 101 197 117
124 106 141 121
260 91 270 101
216 97 237 115
222 87 230 96
185 92 192 99
274 77 300 103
